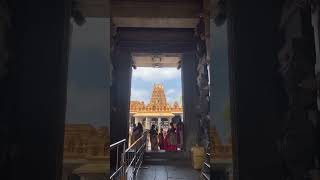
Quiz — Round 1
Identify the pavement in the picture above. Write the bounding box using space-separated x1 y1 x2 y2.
136 162 201 180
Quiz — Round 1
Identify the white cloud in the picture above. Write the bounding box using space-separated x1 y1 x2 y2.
166 90 182 105
132 67 180 82
130 88 150 102
166 89 176 96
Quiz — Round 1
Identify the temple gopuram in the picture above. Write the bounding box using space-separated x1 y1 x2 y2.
130 84 183 130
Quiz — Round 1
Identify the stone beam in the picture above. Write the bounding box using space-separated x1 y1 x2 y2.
117 28 195 53
111 0 200 18
79 0 200 29
79 0 110 17
112 17 198 28
118 41 195 54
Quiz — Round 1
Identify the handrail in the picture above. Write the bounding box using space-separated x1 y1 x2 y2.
125 133 145 153
109 131 147 180
110 139 126 180
123 131 148 179
110 139 126 149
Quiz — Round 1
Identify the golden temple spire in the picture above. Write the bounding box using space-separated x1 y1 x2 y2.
129 84 183 113
149 83 167 106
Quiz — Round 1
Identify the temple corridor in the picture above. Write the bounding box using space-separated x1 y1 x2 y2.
2 0 320 180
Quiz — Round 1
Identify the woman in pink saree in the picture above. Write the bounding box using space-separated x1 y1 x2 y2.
166 122 177 151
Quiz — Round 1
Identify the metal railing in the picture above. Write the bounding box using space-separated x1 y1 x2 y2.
124 131 147 180
110 139 126 179
109 131 147 180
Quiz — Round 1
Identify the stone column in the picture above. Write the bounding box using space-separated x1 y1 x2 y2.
181 52 199 153
158 117 161 129
5 1 72 180
227 0 290 179
168 117 172 123
110 50 132 172
145 117 150 129
195 15 210 151
110 50 132 143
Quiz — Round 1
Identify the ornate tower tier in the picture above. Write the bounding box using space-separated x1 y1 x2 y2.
129 84 183 131
149 84 168 107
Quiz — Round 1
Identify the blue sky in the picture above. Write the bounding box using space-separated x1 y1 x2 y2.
131 67 182 105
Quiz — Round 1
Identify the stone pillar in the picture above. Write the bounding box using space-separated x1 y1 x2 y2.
277 2 317 179
195 15 210 151
5 1 72 180
110 50 132 143
158 117 161 129
145 117 150 129
168 117 173 123
181 52 199 153
0 3 11 180
110 50 132 172
227 0 289 179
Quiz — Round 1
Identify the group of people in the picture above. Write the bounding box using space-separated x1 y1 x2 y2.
149 119 184 151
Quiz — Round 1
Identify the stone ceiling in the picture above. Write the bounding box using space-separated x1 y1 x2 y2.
132 53 181 67
79 0 201 28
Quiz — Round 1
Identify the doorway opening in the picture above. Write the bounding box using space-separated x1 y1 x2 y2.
129 66 184 152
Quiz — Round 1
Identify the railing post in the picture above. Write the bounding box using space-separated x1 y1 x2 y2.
116 146 119 170
120 152 126 180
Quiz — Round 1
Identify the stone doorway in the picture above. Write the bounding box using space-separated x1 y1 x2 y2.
128 66 185 153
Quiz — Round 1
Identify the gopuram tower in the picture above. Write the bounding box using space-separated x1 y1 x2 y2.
129 84 183 130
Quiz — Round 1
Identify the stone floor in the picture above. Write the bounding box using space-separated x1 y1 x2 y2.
136 163 201 180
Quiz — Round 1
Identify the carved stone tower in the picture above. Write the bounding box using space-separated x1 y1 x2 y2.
149 84 168 107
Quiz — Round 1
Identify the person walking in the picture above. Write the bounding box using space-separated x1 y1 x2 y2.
149 124 158 151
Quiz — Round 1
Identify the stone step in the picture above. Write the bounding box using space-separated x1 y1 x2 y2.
144 150 187 160
143 150 190 165
143 158 192 166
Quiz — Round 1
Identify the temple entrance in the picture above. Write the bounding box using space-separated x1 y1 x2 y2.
4 1 320 180
110 20 206 178
129 67 184 152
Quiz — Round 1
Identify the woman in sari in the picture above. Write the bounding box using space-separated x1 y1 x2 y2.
149 124 158 150
137 122 143 138
166 122 177 151
158 128 165 150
